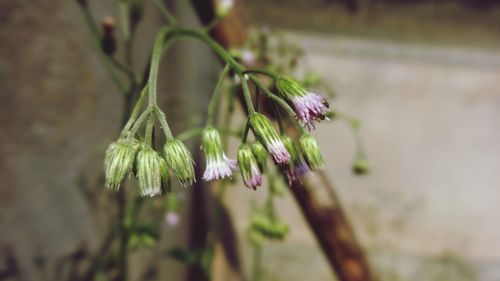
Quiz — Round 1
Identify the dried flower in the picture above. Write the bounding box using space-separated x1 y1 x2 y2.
201 127 237 181
136 147 163 197
104 138 139 189
164 139 195 186
299 134 324 171
276 76 330 130
249 113 290 165
237 144 263 190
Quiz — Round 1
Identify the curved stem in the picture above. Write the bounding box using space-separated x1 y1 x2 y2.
176 127 239 142
121 85 149 136
125 107 153 141
153 0 178 25
145 113 155 147
243 69 278 80
207 64 231 126
248 76 295 117
155 108 174 140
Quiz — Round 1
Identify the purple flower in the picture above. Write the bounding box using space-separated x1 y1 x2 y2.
291 93 329 130
203 154 237 181
237 144 263 190
165 211 180 227
249 113 291 165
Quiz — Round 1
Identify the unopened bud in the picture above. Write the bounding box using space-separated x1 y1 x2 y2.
237 144 262 190
352 158 370 175
164 139 195 186
299 134 324 171
104 138 139 189
250 142 267 173
136 147 163 197
201 127 236 181
101 17 116 55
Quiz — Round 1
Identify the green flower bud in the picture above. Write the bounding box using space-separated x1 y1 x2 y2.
201 127 236 181
352 158 370 175
237 144 262 190
104 138 139 189
299 134 324 171
158 157 171 192
250 213 289 240
250 141 267 172
281 135 299 164
164 139 195 186
136 147 163 197
249 113 290 165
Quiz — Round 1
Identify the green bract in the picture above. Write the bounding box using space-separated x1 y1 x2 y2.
276 75 307 99
164 139 195 186
104 138 139 189
250 141 267 172
299 134 324 171
136 147 163 197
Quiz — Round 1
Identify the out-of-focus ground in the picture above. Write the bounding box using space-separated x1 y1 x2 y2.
220 1 500 280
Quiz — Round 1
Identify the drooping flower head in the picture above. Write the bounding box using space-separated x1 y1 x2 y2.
237 144 263 190
164 139 195 186
136 147 163 197
201 127 237 181
276 76 330 130
104 138 139 189
299 134 324 171
281 135 310 183
249 113 290 165
251 141 268 173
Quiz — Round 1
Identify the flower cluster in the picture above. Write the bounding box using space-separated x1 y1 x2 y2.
104 134 195 196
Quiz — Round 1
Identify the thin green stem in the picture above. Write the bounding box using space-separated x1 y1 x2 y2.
155 108 174 140
148 27 172 107
145 114 155 147
153 0 178 25
117 1 130 40
271 102 285 135
241 119 251 144
207 64 231 126
251 245 263 281
248 76 295 117
243 69 278 80
176 127 239 141
121 85 149 136
126 107 153 141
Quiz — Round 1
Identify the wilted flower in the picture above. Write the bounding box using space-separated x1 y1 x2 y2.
164 139 195 186
237 144 263 190
299 134 324 171
201 127 237 181
136 147 163 197
249 113 290 165
276 76 330 130
104 138 139 189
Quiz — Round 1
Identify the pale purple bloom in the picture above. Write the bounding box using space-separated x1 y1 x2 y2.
243 164 263 190
268 139 291 165
165 211 180 227
291 92 329 131
285 161 310 185
241 49 255 65
202 154 237 181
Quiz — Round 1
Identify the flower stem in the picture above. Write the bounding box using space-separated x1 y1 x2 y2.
121 85 149 136
153 0 178 25
207 64 231 126
248 75 295 117
243 69 278 80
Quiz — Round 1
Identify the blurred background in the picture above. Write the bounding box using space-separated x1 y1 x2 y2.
1 0 500 280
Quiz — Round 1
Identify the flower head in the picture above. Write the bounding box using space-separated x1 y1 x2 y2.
164 139 195 186
201 127 237 181
104 138 139 189
276 76 330 130
281 135 310 183
249 113 290 165
136 147 163 197
299 134 324 171
237 144 263 190
251 141 268 172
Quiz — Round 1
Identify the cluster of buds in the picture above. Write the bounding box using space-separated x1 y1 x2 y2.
104 135 195 197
